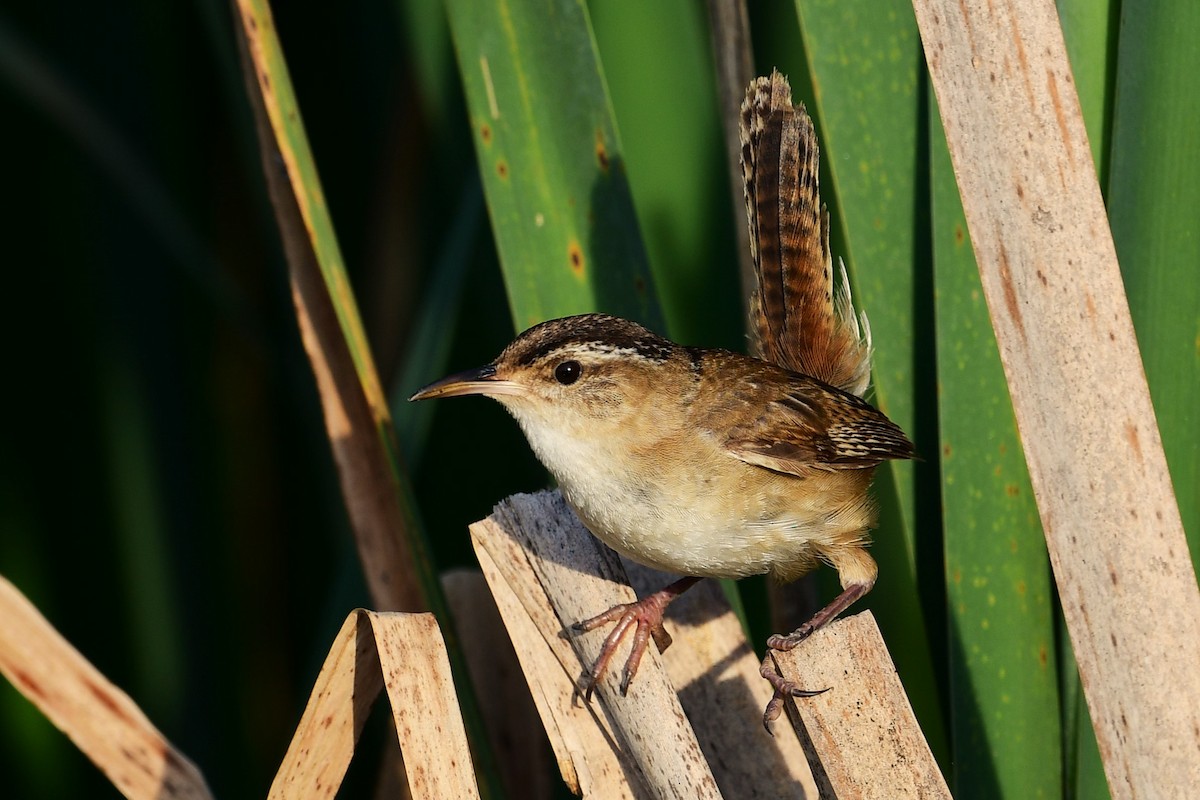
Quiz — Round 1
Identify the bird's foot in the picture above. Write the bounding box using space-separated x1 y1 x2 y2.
757 580 874 731
759 652 828 734
570 576 699 699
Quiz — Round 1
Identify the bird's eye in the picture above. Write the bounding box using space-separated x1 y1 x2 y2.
554 360 582 385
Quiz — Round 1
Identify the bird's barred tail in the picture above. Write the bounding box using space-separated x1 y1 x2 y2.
740 71 872 397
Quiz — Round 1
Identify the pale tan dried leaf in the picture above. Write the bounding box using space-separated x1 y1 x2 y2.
269 611 380 799
372 613 481 800
269 610 478 800
0 576 212 800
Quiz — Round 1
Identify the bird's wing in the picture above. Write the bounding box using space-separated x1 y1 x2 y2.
722 380 915 476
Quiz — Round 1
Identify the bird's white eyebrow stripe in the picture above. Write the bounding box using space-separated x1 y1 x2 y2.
554 342 673 362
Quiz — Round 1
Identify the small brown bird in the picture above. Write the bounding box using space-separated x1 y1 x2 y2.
411 72 913 728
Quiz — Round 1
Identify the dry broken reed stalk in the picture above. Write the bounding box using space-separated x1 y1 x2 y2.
0 572 484 799
913 0 1200 796
0 522 952 799
269 610 479 799
0 576 212 800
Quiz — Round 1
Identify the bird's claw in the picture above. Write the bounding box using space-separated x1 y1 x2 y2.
759 652 828 733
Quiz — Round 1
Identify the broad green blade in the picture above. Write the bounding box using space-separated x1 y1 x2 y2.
793 0 947 762
793 0 923 551
1073 695 1109 800
590 0 739 348
444 0 663 330
1057 0 1117 181
1107 0 1199 561
931 92 1062 799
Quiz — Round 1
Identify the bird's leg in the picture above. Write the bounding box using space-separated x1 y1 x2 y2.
572 575 701 699
760 579 873 731
767 580 871 651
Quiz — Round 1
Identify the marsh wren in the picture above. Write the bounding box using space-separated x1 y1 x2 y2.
412 72 914 728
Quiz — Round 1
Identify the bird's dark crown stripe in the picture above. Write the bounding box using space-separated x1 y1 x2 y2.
511 315 675 366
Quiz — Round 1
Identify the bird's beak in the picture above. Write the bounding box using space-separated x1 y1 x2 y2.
409 364 526 401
